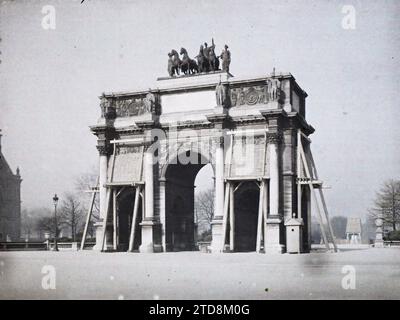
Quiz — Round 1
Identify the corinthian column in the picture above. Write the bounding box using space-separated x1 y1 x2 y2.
139 147 157 252
210 136 225 253
268 134 279 217
98 147 109 220
265 132 284 254
93 144 109 251
215 136 225 219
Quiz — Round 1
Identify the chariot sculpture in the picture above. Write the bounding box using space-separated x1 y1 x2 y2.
167 39 231 77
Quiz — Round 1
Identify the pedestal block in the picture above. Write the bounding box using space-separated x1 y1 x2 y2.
210 218 224 253
139 219 162 253
264 218 285 254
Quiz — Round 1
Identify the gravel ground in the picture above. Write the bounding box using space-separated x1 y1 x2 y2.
0 248 399 300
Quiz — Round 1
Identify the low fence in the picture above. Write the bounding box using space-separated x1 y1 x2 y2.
0 242 47 251
384 240 400 247
0 241 96 251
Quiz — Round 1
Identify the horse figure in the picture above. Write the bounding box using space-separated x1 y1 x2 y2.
169 49 181 76
196 45 209 73
179 48 199 75
208 42 220 72
167 52 174 77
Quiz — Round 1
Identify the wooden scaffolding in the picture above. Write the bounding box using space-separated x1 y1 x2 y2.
220 128 337 253
221 129 269 252
297 129 337 252
80 140 145 252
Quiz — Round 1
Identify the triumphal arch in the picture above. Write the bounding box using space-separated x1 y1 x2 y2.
90 61 317 254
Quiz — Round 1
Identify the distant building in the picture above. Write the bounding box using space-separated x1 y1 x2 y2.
346 218 362 244
0 130 22 241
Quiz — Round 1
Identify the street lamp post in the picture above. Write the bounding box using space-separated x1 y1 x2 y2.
52 194 59 251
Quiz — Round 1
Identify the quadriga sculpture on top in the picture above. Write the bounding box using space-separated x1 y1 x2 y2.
167 39 230 77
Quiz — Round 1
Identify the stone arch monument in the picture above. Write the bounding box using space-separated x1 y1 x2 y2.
90 70 314 254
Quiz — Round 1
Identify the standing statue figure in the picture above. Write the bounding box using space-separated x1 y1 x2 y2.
206 38 219 72
202 42 210 62
179 48 199 75
196 45 209 73
215 80 227 107
100 92 109 117
219 44 231 73
144 90 156 113
267 77 281 101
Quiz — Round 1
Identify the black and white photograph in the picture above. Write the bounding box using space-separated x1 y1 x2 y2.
0 0 399 307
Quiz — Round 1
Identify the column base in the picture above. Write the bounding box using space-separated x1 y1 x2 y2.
210 217 224 253
93 221 114 251
264 244 285 254
264 218 285 254
374 240 384 248
139 219 162 253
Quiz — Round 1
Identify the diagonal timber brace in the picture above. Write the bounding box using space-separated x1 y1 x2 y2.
297 129 337 252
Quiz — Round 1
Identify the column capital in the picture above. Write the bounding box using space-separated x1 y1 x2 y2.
213 135 225 147
266 131 283 144
96 144 112 156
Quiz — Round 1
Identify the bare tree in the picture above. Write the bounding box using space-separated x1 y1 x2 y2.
22 207 53 239
369 179 400 231
74 168 100 225
36 214 62 239
59 193 84 241
330 216 348 239
195 188 214 232
21 209 33 240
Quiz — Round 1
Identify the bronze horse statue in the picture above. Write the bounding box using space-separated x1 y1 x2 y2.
168 40 221 77
168 49 181 76
196 45 209 73
180 48 199 75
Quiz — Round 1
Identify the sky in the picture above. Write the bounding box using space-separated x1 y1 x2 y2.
0 0 399 219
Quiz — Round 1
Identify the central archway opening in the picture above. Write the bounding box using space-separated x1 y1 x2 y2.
164 151 213 251
232 181 260 252
117 187 142 251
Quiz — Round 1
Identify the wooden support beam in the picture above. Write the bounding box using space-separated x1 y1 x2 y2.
234 181 243 193
263 180 268 247
299 143 330 251
105 181 144 187
100 191 112 251
116 187 126 198
112 189 117 251
297 179 323 186
297 130 302 219
128 186 141 252
226 176 270 181
110 138 144 145
306 149 338 253
138 145 145 181
227 133 234 178
300 147 330 250
100 144 117 251
80 182 97 251
318 188 338 252
256 181 265 253
221 182 230 252
229 182 235 252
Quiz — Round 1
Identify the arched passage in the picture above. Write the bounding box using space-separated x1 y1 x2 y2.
163 150 213 251
232 181 260 252
116 187 142 251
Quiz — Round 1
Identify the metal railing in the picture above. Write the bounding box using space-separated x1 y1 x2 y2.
0 241 96 251
384 240 400 247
